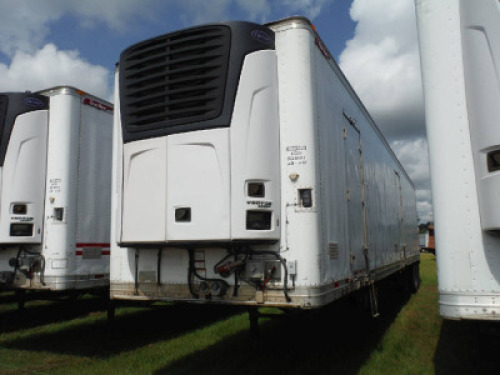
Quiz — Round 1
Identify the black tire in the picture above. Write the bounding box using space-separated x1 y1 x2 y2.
407 262 420 293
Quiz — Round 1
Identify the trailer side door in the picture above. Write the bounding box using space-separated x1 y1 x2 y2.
343 115 367 275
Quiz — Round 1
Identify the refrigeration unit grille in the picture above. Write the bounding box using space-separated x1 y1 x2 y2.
120 26 231 136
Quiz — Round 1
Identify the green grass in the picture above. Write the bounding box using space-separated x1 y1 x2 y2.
0 253 499 374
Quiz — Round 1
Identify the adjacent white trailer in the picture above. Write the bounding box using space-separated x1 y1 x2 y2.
415 0 500 320
110 17 420 315
0 86 113 293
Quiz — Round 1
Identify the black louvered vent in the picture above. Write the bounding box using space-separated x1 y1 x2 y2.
120 26 231 136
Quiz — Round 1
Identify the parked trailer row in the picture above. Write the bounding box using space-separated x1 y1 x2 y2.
0 17 420 329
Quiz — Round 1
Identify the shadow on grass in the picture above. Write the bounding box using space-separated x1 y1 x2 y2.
434 319 500 375
155 280 413 375
0 291 18 304
0 295 108 334
2 276 413 372
3 303 244 359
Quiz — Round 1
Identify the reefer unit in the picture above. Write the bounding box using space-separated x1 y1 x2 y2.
415 0 500 319
0 86 113 291
110 17 420 309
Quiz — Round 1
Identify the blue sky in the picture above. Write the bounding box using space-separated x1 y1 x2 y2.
0 0 355 93
42 1 355 70
0 0 431 221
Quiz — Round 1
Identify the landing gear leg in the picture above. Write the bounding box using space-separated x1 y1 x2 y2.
16 290 25 312
248 307 260 339
369 282 380 318
107 299 116 322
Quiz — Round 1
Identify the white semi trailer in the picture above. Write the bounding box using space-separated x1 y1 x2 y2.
0 86 113 297
110 17 420 324
415 0 500 320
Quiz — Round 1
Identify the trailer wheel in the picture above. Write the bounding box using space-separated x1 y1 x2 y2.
407 263 420 293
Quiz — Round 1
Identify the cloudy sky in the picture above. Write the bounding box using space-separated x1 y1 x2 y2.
0 0 431 222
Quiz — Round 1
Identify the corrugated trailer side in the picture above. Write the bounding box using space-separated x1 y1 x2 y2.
269 17 419 308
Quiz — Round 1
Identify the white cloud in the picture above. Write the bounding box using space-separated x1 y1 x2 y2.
0 0 145 98
280 0 333 19
339 0 424 140
0 1 59 57
67 1 158 31
236 0 272 21
173 0 330 25
0 0 331 61
391 137 432 222
0 44 111 100
416 198 433 223
174 0 233 25
0 0 157 57
391 138 429 189
339 0 431 222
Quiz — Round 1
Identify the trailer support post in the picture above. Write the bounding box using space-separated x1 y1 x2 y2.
369 282 379 318
248 307 260 338
134 249 139 296
106 298 116 322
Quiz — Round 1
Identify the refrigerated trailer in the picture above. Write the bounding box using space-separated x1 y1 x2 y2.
110 17 420 319
0 86 113 295
415 0 500 320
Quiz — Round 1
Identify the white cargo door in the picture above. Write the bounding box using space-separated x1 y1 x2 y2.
0 111 48 244
343 116 366 274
